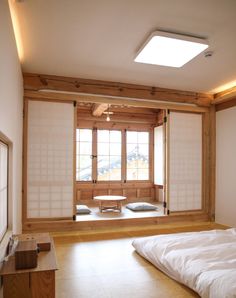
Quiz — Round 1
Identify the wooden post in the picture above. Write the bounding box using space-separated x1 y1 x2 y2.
73 102 77 217
209 105 216 221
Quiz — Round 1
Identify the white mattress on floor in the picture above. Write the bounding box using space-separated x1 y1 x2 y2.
132 228 236 298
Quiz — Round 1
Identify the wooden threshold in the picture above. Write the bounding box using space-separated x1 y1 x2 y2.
23 212 210 233
51 221 228 242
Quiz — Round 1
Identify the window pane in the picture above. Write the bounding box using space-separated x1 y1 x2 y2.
127 144 137 156
97 130 121 181
79 129 92 142
127 169 138 180
126 131 137 143
76 155 80 168
80 142 92 155
76 129 80 140
77 156 92 181
110 156 121 170
0 146 7 188
109 143 121 156
97 156 109 169
109 169 121 180
76 170 92 181
138 132 149 143
97 130 109 142
110 131 121 143
138 144 149 155
76 129 92 181
0 142 8 241
76 144 80 155
126 130 149 180
79 155 91 169
97 156 110 180
98 160 122 179
138 169 149 180
137 157 149 169
97 143 109 156
127 159 138 169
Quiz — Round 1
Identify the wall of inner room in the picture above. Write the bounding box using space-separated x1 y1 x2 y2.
216 106 236 227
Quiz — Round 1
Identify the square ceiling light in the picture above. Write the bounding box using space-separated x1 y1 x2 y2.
134 31 208 68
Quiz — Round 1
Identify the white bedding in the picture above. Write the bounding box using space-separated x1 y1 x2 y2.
132 229 236 298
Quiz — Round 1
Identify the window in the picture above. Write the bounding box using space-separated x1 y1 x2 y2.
76 129 150 182
0 141 8 241
126 131 149 180
97 130 122 181
76 129 92 181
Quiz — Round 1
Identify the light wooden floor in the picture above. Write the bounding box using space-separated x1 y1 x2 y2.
53 222 228 298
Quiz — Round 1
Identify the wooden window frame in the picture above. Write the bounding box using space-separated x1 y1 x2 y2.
125 129 153 183
76 128 93 182
76 127 153 184
0 140 8 242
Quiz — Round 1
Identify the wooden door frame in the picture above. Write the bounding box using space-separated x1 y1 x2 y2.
165 110 211 215
23 91 215 227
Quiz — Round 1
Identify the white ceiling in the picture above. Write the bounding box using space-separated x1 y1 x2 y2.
13 0 236 93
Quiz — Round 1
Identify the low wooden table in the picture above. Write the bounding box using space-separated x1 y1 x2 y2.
94 195 127 212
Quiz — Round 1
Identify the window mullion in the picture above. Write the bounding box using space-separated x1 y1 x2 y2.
121 129 127 182
92 127 97 182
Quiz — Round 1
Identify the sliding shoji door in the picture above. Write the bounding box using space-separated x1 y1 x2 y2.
27 100 74 219
167 111 202 212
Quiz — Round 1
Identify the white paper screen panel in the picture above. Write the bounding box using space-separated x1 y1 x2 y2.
154 126 164 185
27 101 74 218
0 142 8 240
169 112 202 211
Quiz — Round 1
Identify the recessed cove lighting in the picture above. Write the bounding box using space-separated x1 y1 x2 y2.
134 31 208 68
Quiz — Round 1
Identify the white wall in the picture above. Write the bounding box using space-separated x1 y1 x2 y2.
216 106 236 227
0 0 23 235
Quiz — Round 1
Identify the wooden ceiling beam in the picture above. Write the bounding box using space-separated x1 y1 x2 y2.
92 103 108 116
23 73 213 107
24 90 208 113
212 86 236 105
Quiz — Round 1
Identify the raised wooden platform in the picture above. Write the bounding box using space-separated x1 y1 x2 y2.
23 210 210 233
75 203 164 221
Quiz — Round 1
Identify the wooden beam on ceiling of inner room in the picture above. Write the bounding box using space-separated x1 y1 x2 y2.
92 103 109 116
77 110 157 125
23 73 213 107
212 85 236 105
24 90 208 112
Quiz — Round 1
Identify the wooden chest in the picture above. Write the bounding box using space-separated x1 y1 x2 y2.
0 233 57 298
15 240 38 270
